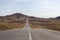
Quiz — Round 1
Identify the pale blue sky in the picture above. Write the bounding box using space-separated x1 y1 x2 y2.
0 0 60 18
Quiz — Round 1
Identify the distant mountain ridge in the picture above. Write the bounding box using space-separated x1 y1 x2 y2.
0 13 60 22
5 13 28 19
0 13 29 21
0 13 40 21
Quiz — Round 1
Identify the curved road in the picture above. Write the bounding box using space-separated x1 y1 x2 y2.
0 19 60 40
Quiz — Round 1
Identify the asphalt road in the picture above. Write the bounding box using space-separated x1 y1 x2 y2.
0 19 60 40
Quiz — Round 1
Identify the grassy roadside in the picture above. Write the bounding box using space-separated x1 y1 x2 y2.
0 19 26 32
30 23 46 29
29 19 60 31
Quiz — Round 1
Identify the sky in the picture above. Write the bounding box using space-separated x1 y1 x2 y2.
0 0 60 18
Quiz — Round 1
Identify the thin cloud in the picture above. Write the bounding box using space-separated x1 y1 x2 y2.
0 0 60 18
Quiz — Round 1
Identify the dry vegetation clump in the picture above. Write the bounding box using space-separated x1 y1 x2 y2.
0 19 26 31
29 19 60 31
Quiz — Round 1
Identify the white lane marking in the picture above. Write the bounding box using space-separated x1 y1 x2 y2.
28 29 32 40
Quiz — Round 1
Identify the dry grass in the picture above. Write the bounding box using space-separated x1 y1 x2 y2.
0 19 26 31
29 19 60 31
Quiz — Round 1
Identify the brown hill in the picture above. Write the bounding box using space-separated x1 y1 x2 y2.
0 13 29 22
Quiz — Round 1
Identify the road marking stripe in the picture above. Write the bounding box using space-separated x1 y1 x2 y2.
28 29 32 40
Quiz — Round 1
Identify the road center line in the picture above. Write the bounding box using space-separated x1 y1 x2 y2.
28 29 32 40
